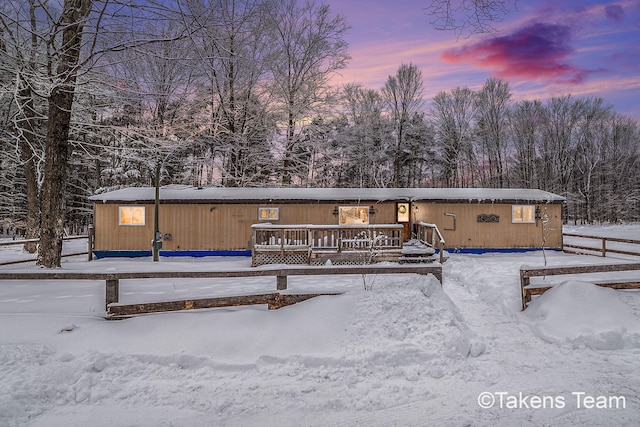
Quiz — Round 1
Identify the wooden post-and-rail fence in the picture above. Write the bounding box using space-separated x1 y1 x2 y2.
563 232 640 258
0 231 93 266
0 264 443 319
520 262 640 310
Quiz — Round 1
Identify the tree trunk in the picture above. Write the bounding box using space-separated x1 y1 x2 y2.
15 3 41 253
37 0 91 268
281 108 295 186
17 81 40 253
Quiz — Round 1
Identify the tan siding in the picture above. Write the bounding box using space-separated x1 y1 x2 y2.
94 204 155 251
94 201 398 251
94 200 562 251
414 202 563 249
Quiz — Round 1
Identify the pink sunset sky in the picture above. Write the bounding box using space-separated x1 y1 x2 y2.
326 0 640 119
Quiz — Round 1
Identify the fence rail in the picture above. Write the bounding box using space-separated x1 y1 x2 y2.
0 264 443 318
0 234 88 247
563 232 640 258
0 235 90 267
520 262 640 310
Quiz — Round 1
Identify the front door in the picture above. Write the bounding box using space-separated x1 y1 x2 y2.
396 202 411 241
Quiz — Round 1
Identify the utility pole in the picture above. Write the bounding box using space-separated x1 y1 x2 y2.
153 163 161 262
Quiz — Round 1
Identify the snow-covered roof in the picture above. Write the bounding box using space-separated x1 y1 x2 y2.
89 186 565 204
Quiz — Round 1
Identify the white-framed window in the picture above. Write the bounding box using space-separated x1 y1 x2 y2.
119 206 146 226
512 205 536 224
339 206 369 225
396 202 410 222
258 207 279 221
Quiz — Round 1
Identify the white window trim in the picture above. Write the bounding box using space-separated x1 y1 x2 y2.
258 207 279 221
512 205 536 224
119 206 146 226
397 202 410 222
338 206 370 225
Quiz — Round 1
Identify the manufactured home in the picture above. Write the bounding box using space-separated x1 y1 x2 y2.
89 186 565 262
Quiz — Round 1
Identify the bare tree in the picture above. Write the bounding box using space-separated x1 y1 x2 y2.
0 0 47 252
37 0 93 267
573 98 611 223
539 95 584 198
430 87 476 187
475 77 511 188
598 114 640 222
1 0 190 267
294 115 344 187
185 0 277 187
340 83 392 188
381 63 425 187
508 100 543 188
266 0 350 185
403 112 436 187
425 0 516 37
103 17 200 185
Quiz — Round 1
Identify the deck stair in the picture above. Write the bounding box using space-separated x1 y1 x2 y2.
398 240 437 264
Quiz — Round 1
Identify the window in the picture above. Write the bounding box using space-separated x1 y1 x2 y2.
339 206 369 225
396 203 410 222
119 206 145 226
258 207 279 221
512 205 536 224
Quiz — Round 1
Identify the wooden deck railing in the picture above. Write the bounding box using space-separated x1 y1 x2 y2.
416 222 446 263
251 224 403 265
563 232 640 258
253 224 403 250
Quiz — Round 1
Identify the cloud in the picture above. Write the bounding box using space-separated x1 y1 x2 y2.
604 4 625 22
440 22 592 84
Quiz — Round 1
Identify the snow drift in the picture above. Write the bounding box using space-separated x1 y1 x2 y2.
1 275 482 426
523 280 640 349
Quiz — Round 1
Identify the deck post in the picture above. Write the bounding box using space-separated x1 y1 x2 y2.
433 269 443 285
105 278 119 307
276 274 288 290
279 229 285 262
251 230 256 267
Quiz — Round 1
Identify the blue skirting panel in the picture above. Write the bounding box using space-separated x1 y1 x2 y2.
160 250 252 257
93 248 559 259
93 250 152 259
442 247 562 254
93 250 252 259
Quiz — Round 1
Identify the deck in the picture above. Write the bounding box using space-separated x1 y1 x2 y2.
251 223 445 266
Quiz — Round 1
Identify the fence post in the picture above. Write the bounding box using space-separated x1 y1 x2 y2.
601 238 606 257
520 270 530 311
276 274 288 290
87 225 94 261
105 277 119 308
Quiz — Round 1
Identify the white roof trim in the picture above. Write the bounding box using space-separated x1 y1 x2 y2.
90 187 565 203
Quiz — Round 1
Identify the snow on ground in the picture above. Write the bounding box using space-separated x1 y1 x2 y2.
523 281 640 349
1 226 640 426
